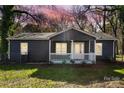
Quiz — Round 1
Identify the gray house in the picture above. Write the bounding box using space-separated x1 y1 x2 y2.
8 27 117 64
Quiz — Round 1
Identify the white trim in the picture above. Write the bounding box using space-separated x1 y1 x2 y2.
94 40 96 63
48 27 96 39
89 40 90 62
55 43 67 54
20 42 28 55
49 40 51 63
71 40 74 59
50 53 95 64
50 53 71 55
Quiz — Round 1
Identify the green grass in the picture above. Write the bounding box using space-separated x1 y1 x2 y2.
0 64 124 88
116 55 124 62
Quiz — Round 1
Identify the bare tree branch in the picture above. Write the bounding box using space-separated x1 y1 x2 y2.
72 5 90 30
13 10 40 23
91 13 104 32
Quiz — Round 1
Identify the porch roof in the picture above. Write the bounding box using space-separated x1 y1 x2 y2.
8 27 117 40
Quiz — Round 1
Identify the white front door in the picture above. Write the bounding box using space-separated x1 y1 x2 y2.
73 42 84 59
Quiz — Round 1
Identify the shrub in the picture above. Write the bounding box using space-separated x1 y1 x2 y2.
62 60 66 64
70 59 75 64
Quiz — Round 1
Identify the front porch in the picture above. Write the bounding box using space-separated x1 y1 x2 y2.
50 53 96 64
49 40 96 64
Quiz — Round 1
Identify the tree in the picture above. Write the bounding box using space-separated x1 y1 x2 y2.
90 5 120 36
90 5 109 33
47 5 72 31
90 5 124 56
118 5 124 55
0 5 40 64
22 23 41 32
71 5 90 30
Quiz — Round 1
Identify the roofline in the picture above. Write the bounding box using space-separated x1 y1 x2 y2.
96 33 117 40
7 27 117 41
7 38 49 40
8 38 117 41
48 27 96 39
7 32 54 40
96 39 117 40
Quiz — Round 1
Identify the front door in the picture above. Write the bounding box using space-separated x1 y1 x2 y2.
73 42 84 59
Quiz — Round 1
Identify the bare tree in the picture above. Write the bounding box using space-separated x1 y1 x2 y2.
90 5 122 55
71 5 90 30
45 5 73 31
90 5 119 36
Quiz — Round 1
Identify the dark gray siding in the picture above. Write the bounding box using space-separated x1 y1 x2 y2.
50 29 95 41
90 40 95 52
10 40 49 63
96 40 114 61
50 29 95 53
10 40 20 62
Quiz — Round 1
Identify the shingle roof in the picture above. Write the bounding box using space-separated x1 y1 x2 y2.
8 32 55 40
92 32 117 40
8 28 116 40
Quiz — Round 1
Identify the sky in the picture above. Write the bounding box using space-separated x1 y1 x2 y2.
61 5 72 10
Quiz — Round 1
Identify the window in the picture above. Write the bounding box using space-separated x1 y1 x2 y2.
55 43 67 54
20 43 28 55
95 43 102 55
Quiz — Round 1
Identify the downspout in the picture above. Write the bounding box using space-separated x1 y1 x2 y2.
71 40 74 60
94 40 96 64
88 40 91 63
7 39 10 61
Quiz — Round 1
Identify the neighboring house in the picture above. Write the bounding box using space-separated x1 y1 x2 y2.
7 27 117 64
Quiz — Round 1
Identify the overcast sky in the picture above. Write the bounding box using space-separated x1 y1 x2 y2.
61 5 72 10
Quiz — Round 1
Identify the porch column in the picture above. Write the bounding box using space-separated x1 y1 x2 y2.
49 40 51 63
88 40 90 53
88 40 91 61
71 40 74 59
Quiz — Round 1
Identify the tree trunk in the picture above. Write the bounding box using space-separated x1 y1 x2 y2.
122 34 124 62
103 6 106 33
122 26 124 55
1 15 9 64
0 6 14 64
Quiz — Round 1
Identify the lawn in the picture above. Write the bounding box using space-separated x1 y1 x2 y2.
116 55 124 62
0 64 124 88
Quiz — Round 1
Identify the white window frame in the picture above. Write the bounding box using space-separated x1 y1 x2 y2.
20 42 28 55
55 43 67 54
95 43 102 56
